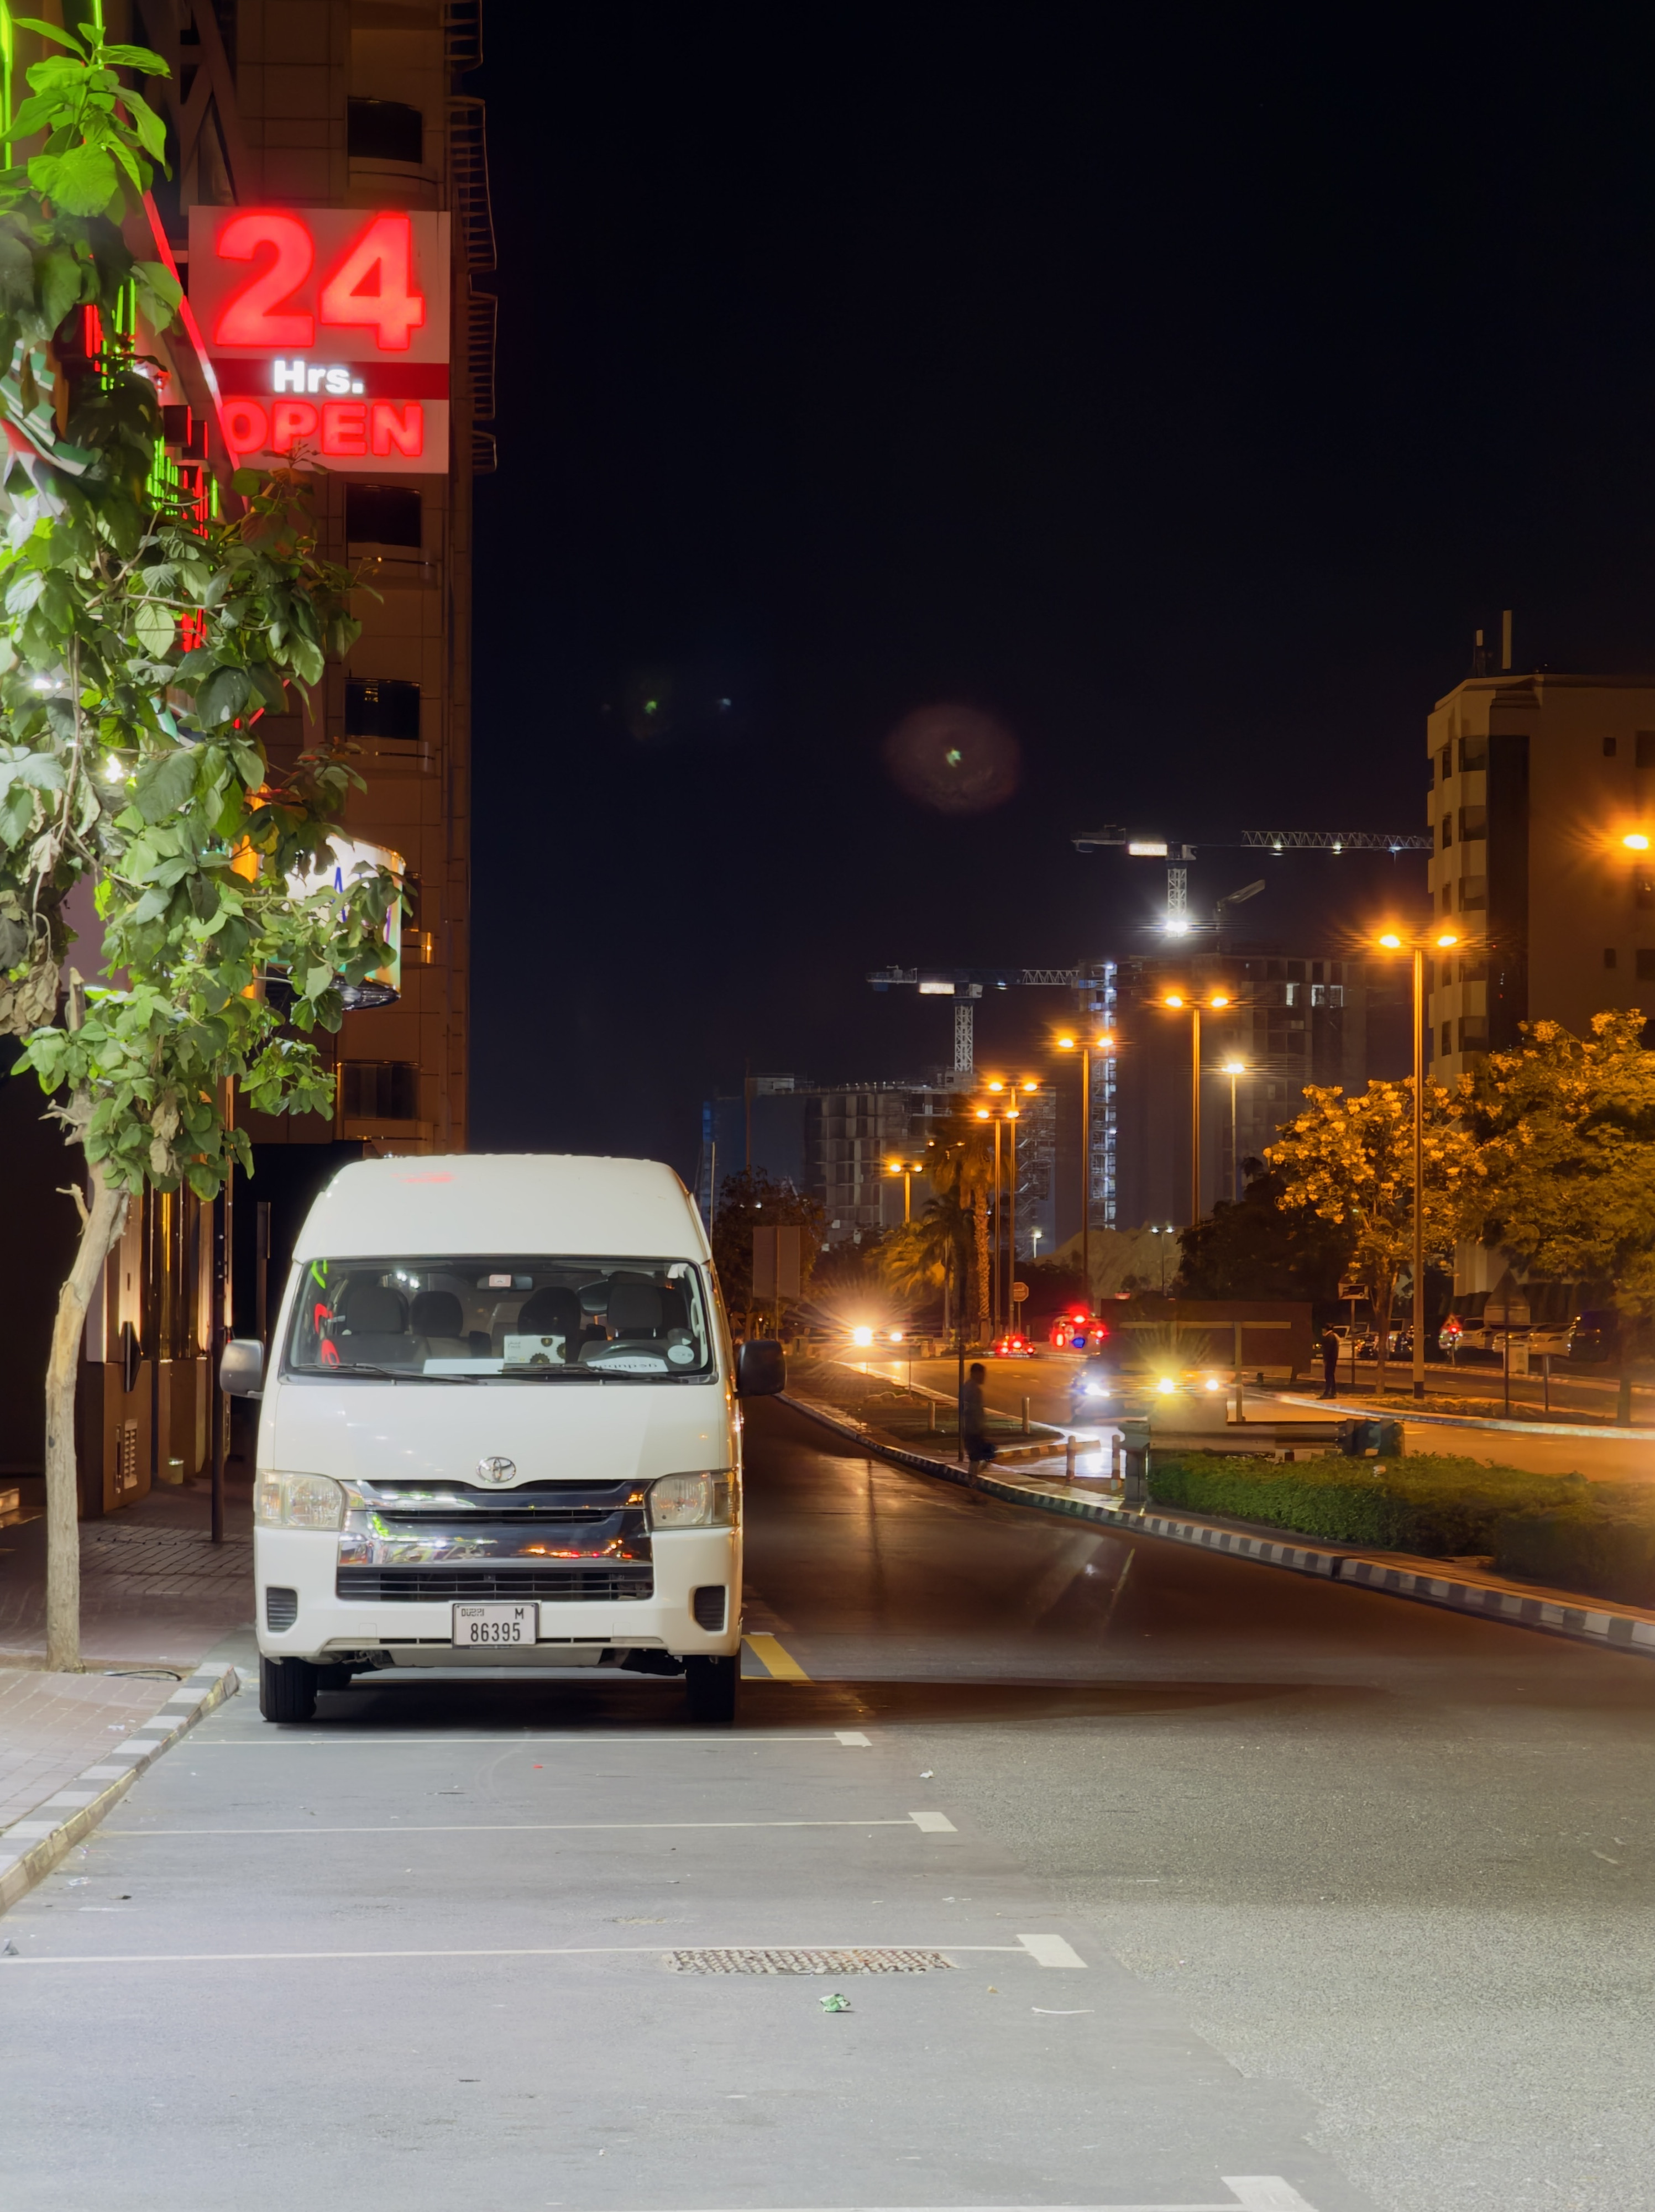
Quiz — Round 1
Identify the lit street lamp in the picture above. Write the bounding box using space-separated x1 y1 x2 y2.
1159 991 1232 1225
885 1156 924 1224
1055 1032 1112 1314
1376 924 1460 1402
1222 1060 1247 1202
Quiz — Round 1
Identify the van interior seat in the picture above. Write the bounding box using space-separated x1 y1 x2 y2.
410 1288 469 1360
338 1281 413 1365
515 1285 583 1360
607 1281 664 1339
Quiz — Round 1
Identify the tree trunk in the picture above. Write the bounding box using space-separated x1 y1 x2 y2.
972 1190 990 1344
44 1157 128 1673
1374 1270 1395 1401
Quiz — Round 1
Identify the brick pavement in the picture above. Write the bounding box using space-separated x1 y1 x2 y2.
0 1668 183 1832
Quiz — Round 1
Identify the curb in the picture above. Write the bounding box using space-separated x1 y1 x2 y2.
779 1395 1655 1661
0 1661 239 1917
1276 1391 1655 1444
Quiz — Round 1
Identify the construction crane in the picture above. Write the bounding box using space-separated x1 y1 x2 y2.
867 965 1086 1073
1072 825 1431 933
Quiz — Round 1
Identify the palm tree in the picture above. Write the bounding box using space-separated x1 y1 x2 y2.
926 1123 996 1345
880 1194 968 1332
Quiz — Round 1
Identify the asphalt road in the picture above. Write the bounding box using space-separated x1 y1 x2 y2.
6 1401 1655 2212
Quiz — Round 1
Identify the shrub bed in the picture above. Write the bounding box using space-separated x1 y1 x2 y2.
1147 1451 1591 1557
1492 1487 1655 1607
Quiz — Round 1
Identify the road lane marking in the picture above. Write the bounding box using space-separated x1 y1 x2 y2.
909 1811 957 1832
103 1817 928 1838
188 1732 856 1747
834 1729 871 1745
0 1941 1039 1966
1019 1932 1088 1967
1101 1548 1135 1635
521 2191 1321 2212
743 1633 810 1681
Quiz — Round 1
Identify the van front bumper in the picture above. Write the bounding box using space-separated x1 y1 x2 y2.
254 1524 742 1664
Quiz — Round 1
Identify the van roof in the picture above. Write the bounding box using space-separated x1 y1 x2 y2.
293 1155 710 1262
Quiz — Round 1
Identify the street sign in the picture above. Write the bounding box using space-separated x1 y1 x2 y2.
1011 1281 1029 1303
1337 1281 1366 1301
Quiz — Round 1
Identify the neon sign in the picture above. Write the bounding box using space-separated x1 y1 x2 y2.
187 208 450 475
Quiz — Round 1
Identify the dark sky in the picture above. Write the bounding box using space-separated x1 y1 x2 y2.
469 4 1655 1176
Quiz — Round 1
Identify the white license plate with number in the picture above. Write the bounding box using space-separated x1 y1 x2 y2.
452 1602 537 1648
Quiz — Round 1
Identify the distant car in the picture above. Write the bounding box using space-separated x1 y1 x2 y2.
1569 1309 1621 1364
990 1334 1034 1358
1525 1325 1572 1358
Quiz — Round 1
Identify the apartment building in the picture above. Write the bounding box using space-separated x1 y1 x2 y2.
1426 670 1655 1082
2 0 489 1512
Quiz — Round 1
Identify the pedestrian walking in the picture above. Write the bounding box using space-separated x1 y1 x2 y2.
1318 1323 1342 1399
961 1361 996 1485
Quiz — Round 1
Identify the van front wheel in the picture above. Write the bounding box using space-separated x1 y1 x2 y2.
260 1656 318 1723
685 1654 739 1724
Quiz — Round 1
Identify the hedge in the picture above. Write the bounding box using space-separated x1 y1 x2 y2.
1147 1451 1591 1558
1492 1488 1655 1607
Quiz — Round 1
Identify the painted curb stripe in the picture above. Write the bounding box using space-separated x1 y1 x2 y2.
0 1664 239 1917
778 1395 1655 1661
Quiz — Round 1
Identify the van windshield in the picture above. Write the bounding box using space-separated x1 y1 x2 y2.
284 1256 716 1382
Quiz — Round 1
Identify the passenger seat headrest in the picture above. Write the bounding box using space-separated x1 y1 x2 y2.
410 1290 463 1338
518 1285 581 1335
608 1281 663 1336
347 1283 406 1335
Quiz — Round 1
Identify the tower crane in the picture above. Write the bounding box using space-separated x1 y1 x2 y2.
1072 825 1431 934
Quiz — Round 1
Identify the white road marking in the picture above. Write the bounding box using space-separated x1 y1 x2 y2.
909 1811 957 1832
570 2192 1319 2212
188 1733 863 1748
1019 1932 1088 1967
103 1818 925 1838
0 1941 1039 1966
834 1730 872 1745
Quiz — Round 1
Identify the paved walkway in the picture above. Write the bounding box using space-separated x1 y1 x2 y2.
0 1475 254 1837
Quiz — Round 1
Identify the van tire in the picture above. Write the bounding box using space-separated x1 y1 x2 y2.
685 1655 738 1723
260 1656 318 1723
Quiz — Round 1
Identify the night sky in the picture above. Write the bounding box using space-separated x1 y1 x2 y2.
469 6 1655 1176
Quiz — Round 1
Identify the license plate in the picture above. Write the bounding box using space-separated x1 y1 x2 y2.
452 1602 537 1648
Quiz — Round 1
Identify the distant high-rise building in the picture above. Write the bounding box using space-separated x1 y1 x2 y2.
1425 670 1655 1082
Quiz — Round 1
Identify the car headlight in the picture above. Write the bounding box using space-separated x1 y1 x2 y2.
1155 1377 1175 1395
255 1471 347 1530
650 1471 735 1530
1204 1378 1221 1392
1084 1383 1109 1397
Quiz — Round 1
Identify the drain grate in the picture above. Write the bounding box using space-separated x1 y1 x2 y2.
670 1947 954 1975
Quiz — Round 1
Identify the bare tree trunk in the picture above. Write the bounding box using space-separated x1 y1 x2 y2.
44 1155 127 1673
1374 1270 1394 1401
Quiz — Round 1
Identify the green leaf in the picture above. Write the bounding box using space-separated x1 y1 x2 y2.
12 18 85 51
132 258 181 323
132 745 198 824
303 965 333 1002
100 43 170 73
134 600 174 657
128 91 169 164
29 143 118 216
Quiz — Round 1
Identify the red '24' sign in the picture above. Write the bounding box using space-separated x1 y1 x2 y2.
187 206 451 473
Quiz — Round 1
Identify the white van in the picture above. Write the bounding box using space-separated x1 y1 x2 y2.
224 1155 782 1725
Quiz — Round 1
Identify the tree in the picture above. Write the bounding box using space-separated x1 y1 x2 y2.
1265 1078 1483 1394
1461 1011 1655 1320
0 24 397 1668
1176 1166 1355 1302
879 1191 971 1330
926 1115 995 1343
709 1167 825 1324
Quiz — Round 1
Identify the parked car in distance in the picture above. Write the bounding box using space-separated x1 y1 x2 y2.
990 1334 1034 1358
1569 1309 1621 1364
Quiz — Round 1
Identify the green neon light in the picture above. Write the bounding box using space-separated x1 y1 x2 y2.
1 3 13 167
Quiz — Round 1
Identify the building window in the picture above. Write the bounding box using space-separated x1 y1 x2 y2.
1458 736 1489 771
1441 816 1453 849
1638 872 1655 911
345 483 422 548
341 1062 419 1120
1638 732 1655 769
345 678 421 740
1442 1021 1453 1057
1458 1015 1489 1050
1605 948 1619 968
1441 883 1455 913
348 98 424 164
1605 735 1620 758
1457 804 1488 840
1639 950 1655 982
1458 876 1488 911
1437 746 1452 784
1458 956 1488 983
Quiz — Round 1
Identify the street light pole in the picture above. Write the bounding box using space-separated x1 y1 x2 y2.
1412 944 1425 1404
1223 1062 1246 1203
1190 1003 1201 1228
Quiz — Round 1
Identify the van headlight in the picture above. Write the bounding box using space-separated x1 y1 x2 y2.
650 1471 735 1529
255 1471 347 1530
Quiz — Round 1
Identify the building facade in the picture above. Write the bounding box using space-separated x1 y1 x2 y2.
1426 670 1655 1083
2 0 487 1514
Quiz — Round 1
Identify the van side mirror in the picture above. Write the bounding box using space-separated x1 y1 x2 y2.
219 1338 265 1397
735 1338 785 1397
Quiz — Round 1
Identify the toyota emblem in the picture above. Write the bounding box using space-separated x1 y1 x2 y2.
475 1455 516 1486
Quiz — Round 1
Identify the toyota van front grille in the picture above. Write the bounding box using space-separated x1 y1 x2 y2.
336 1566 653 1602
